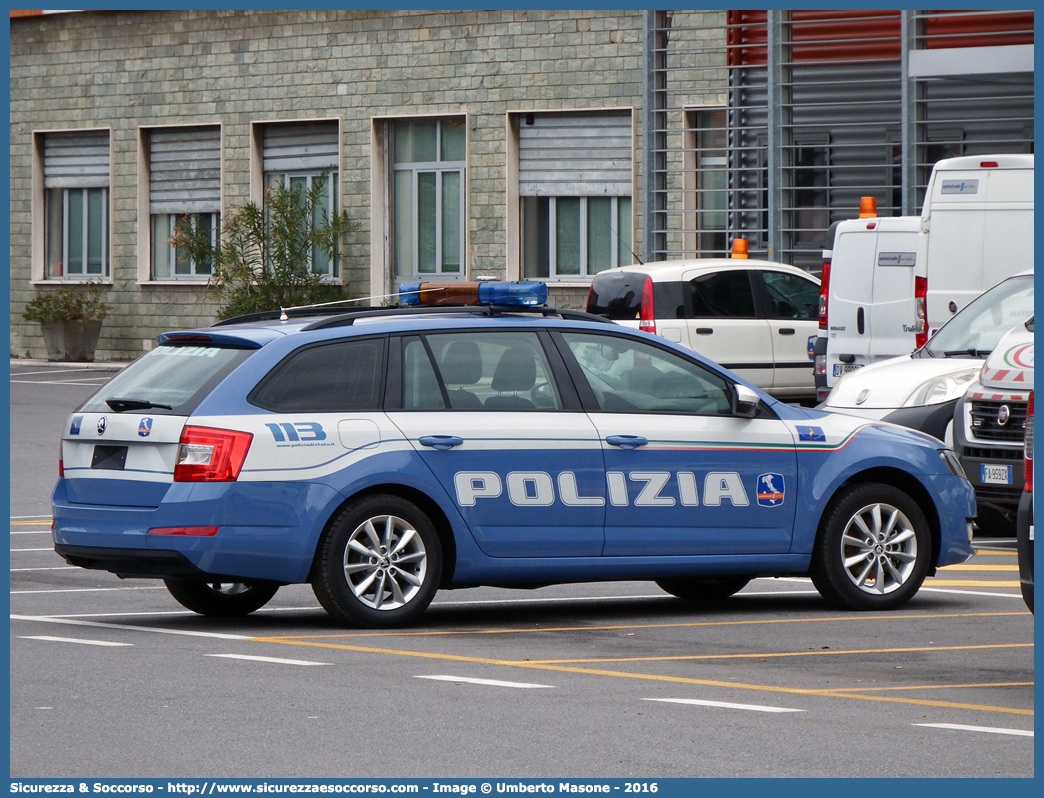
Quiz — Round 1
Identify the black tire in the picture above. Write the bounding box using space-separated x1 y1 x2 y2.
311 494 442 628
810 482 931 610
655 575 751 601
163 579 279 617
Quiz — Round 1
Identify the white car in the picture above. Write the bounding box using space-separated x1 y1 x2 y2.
587 248 820 400
821 270 1034 447
953 316 1034 534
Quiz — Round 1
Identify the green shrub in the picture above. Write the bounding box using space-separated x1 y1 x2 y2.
22 284 111 323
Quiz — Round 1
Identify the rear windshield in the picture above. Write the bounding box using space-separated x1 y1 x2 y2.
78 345 254 416
587 271 649 319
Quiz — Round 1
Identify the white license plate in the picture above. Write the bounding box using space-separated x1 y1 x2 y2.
833 363 862 377
980 464 1012 485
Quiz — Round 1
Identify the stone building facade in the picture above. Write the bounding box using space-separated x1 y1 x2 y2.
11 9 722 360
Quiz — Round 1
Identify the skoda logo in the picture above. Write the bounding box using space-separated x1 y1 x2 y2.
856 389 870 405
97 416 107 435
997 405 1011 426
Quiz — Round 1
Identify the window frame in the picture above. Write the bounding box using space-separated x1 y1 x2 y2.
264 170 341 280
521 195 633 280
389 117 468 281
34 129 112 284
151 212 220 280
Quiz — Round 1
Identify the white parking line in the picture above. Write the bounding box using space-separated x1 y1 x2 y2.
20 635 134 647
207 654 328 666
416 675 555 689
10 614 254 641
645 698 805 713
11 586 168 595
915 723 1033 737
11 564 79 572
11 531 54 535
11 548 56 553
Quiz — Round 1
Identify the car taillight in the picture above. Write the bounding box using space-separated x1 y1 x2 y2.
818 261 831 329
174 426 253 482
914 276 928 349
58 440 64 478
1025 391 1033 493
639 276 656 334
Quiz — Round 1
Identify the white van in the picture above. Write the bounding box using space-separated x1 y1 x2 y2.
815 154 1033 399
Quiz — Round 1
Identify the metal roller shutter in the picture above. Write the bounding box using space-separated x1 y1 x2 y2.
42 131 110 188
519 112 632 197
149 127 221 214
262 121 339 173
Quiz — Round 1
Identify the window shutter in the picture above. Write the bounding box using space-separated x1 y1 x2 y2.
42 131 110 189
149 126 221 214
262 121 339 173
519 112 632 197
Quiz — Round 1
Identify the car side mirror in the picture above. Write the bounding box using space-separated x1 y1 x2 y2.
733 384 761 418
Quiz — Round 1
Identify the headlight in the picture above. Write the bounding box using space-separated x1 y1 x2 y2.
902 370 977 407
938 448 968 479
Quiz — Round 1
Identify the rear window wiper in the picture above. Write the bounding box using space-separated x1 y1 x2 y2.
105 398 174 412
941 349 991 358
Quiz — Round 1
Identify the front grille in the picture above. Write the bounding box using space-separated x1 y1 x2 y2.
969 400 1027 443
961 445 1023 461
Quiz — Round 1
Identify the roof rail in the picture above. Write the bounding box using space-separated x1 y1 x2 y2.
211 306 380 327
300 304 616 331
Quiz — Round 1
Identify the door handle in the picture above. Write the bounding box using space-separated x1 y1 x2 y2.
695 328 714 335
418 435 464 450
778 328 795 335
606 435 648 450
857 307 865 335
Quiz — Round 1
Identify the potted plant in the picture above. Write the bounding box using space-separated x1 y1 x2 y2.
22 284 111 362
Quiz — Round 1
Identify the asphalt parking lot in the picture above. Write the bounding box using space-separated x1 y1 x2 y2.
9 361 1034 779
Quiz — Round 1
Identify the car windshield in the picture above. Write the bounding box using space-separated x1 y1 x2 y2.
922 274 1034 357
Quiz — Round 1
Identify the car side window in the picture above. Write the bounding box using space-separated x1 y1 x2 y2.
560 331 732 416
762 271 819 319
407 331 563 411
690 270 756 318
250 337 385 412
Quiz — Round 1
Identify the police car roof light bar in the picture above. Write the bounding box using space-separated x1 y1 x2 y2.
399 281 549 307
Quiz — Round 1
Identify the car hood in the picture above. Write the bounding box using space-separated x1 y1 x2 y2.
824 355 981 409
978 324 1034 392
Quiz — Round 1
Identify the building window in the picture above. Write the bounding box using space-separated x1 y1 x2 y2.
41 130 110 279
152 212 218 278
147 126 221 280
522 196 632 278
261 121 341 279
517 111 633 281
266 171 340 278
391 117 466 279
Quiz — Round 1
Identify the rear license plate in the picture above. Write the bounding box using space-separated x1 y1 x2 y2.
980 464 1012 485
91 445 128 471
833 363 862 377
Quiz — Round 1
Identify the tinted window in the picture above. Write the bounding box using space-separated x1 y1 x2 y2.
79 345 252 416
762 271 819 319
402 338 446 410
561 331 732 416
250 338 385 412
690 270 756 317
418 331 563 411
587 271 649 319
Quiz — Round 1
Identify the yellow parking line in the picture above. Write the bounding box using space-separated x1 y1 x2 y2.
828 681 1033 693
940 564 1018 571
518 643 1033 666
10 519 52 526
250 636 1033 717
257 611 1028 641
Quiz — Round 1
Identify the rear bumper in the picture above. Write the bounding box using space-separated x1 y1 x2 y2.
51 478 341 583
53 544 283 585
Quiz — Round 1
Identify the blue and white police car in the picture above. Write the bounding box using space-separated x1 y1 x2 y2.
52 281 976 627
